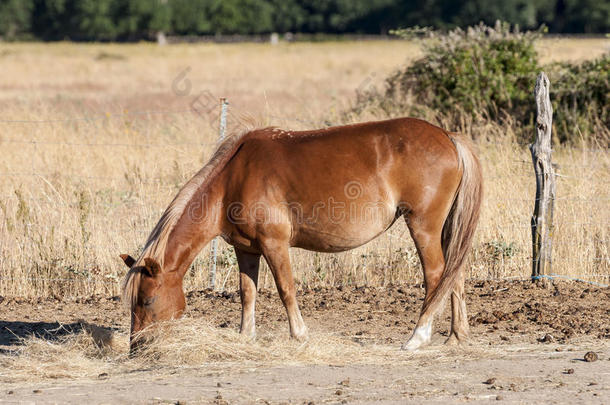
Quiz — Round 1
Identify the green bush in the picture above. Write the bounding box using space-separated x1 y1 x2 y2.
547 55 609 144
356 22 608 144
386 22 541 129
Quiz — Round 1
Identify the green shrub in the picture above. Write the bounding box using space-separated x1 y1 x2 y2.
356 22 608 145
547 55 609 144
387 22 541 131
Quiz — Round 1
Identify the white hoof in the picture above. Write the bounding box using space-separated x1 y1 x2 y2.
291 325 309 342
239 325 257 340
401 323 432 351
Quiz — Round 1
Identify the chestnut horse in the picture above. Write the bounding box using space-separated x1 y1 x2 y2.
120 117 482 352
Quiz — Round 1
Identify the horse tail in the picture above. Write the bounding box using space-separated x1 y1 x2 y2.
421 134 483 318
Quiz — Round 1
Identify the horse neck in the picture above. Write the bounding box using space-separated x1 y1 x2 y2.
162 181 224 277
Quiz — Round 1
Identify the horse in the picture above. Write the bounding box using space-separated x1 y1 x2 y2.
120 117 483 352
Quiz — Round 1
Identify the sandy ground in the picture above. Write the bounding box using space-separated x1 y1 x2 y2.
2 343 609 404
0 280 609 403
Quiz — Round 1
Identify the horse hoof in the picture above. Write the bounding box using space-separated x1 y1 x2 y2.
444 333 468 346
291 327 309 342
401 337 428 351
239 329 257 341
402 323 432 351
291 332 309 342
445 334 459 346
401 342 419 352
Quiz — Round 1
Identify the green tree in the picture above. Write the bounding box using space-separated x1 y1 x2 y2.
5 0 610 41
169 0 211 35
268 0 306 32
31 0 69 40
205 0 273 35
113 0 171 40
71 0 116 40
563 0 610 33
456 0 539 28
0 0 33 39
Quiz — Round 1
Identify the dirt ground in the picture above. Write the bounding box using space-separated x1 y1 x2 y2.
1 280 609 403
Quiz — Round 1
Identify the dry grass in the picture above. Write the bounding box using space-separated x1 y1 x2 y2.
3 315 604 384
0 318 402 383
0 38 608 299
0 323 126 381
535 37 610 64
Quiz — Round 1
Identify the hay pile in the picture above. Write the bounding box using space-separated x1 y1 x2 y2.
0 318 399 382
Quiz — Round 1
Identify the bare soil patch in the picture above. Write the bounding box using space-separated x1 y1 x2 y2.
2 280 608 350
0 280 608 403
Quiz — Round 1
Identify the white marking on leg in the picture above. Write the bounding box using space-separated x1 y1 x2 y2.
290 310 308 341
292 323 308 341
240 304 257 338
402 321 432 351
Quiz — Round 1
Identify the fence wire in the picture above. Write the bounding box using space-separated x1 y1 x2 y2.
0 109 608 292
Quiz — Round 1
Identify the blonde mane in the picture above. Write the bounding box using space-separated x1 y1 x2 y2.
121 127 253 308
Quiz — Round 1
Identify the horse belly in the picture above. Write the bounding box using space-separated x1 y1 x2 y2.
291 203 397 253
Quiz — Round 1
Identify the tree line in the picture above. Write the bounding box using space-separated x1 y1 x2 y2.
0 0 607 41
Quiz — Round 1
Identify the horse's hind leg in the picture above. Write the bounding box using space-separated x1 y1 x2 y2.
235 248 261 338
402 213 446 351
447 271 469 345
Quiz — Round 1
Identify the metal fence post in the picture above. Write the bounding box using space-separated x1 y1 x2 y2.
210 98 229 290
530 72 556 285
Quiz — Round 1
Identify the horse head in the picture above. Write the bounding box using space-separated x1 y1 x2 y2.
120 254 186 352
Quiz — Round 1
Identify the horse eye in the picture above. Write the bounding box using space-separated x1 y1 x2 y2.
143 296 157 307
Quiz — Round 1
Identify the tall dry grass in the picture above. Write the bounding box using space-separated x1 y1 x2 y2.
0 39 608 298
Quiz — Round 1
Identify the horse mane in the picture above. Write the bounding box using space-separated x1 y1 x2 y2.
121 123 256 308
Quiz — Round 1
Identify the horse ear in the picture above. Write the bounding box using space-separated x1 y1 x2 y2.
120 254 136 268
143 257 162 277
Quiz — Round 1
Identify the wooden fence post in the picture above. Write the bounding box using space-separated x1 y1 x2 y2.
530 72 556 284
209 98 229 290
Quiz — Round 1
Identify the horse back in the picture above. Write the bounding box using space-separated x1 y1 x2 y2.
218 118 462 251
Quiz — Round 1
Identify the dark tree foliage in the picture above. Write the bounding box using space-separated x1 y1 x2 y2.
0 0 607 40
25 0 170 40
0 0 33 39
112 0 170 40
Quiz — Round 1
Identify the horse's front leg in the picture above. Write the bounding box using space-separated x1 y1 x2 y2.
235 248 261 338
260 241 308 341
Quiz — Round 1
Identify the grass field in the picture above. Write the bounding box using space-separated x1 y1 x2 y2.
0 38 608 297
0 38 608 404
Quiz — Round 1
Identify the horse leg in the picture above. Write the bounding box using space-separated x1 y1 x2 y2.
261 243 308 340
447 271 469 345
402 214 445 351
235 248 261 338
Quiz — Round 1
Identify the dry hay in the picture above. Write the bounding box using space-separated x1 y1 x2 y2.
0 317 406 382
0 322 126 381
3 315 596 384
